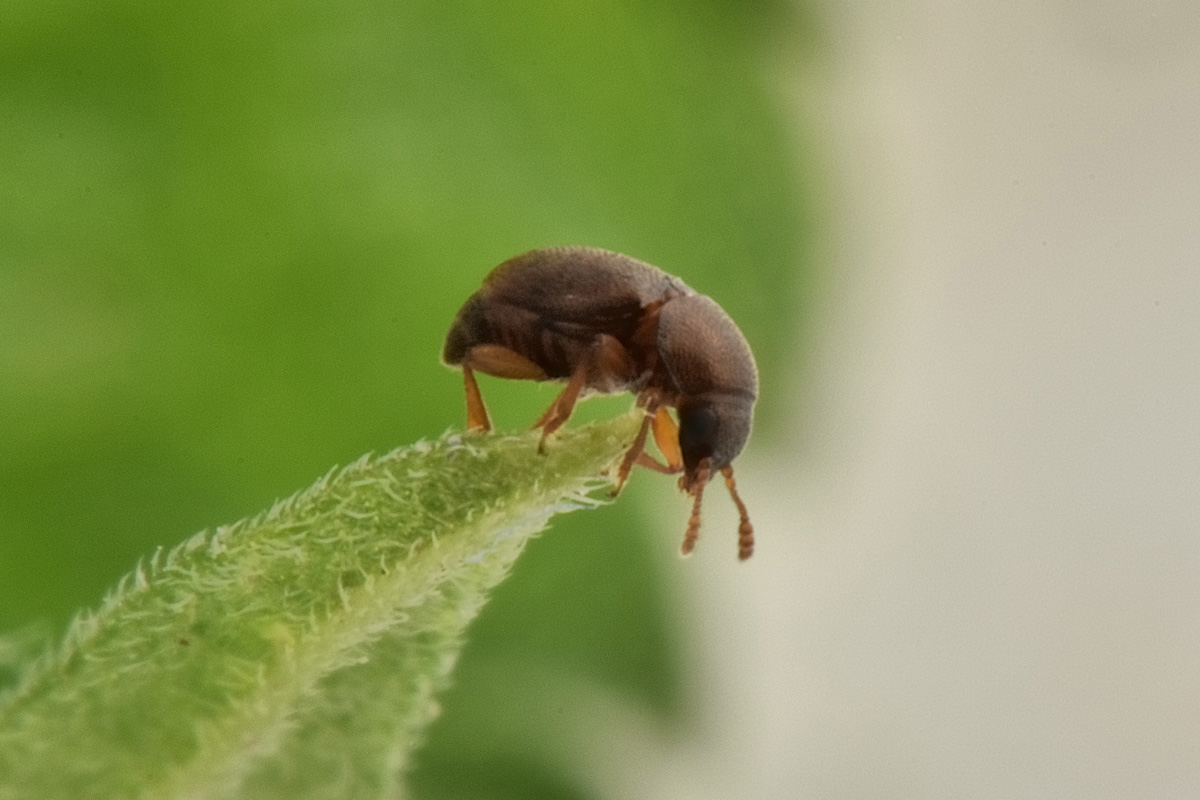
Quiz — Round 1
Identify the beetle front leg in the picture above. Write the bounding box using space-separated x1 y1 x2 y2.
611 408 656 496
633 451 681 475
650 406 683 471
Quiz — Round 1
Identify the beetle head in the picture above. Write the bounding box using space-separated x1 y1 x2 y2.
677 393 753 492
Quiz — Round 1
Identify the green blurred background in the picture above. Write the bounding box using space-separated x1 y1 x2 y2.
0 0 813 797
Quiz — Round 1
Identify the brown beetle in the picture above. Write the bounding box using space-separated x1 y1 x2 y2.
443 246 758 560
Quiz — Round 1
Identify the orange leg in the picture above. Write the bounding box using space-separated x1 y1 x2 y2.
611 409 655 496
680 458 711 556
721 466 754 560
534 335 634 453
533 363 588 452
634 451 681 475
465 344 548 381
463 366 491 432
650 407 683 470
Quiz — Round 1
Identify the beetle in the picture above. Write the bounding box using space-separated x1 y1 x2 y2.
442 246 758 560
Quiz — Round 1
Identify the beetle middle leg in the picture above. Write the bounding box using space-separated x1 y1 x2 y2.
534 334 634 453
533 364 588 453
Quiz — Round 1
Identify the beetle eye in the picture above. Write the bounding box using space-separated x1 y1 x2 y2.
678 404 718 464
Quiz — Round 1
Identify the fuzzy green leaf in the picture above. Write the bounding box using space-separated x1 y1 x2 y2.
0 414 641 800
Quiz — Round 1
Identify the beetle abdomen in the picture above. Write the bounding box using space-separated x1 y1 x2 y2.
444 295 592 379
441 293 487 367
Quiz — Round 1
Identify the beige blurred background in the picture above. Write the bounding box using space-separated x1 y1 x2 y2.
585 2 1200 797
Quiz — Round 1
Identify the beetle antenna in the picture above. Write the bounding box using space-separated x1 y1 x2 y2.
680 460 711 556
720 466 754 560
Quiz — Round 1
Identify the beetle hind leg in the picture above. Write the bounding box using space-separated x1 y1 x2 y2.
534 334 634 453
462 366 492 432
460 344 551 433
465 344 549 381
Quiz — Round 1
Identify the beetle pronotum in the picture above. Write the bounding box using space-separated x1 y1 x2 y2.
443 246 758 560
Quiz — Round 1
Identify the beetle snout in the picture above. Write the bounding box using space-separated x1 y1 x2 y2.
678 464 710 494
677 395 754 481
677 403 717 468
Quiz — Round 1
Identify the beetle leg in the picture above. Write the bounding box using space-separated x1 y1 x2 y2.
721 465 754 560
633 451 681 475
680 459 712 556
535 335 632 451
534 363 588 452
464 344 548 381
611 409 656 495
650 407 684 471
462 366 492 432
